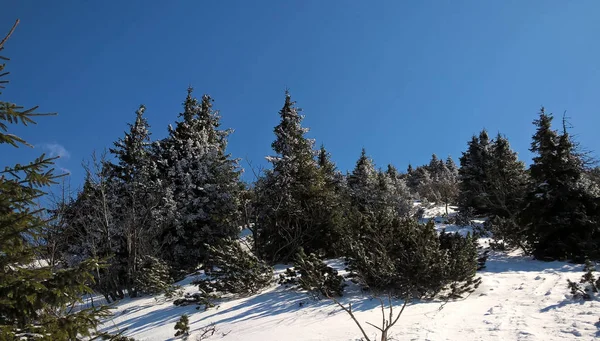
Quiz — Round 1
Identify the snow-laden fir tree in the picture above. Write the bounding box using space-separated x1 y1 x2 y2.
347 148 378 212
107 105 164 296
255 91 335 262
483 133 528 249
155 88 241 271
521 108 600 261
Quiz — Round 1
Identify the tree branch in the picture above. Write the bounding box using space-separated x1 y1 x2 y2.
0 19 19 50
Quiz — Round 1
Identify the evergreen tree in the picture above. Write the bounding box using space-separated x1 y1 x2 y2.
458 130 492 215
521 108 600 261
430 156 459 216
315 145 346 255
174 314 190 340
255 92 330 262
156 88 241 271
60 154 124 302
107 105 161 296
347 148 378 212
484 134 528 249
0 20 109 339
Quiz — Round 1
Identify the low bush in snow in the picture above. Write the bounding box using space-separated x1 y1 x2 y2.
344 214 481 300
278 248 346 298
568 260 600 300
194 239 273 297
134 255 180 298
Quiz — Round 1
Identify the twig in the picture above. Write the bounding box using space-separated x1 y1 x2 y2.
0 19 19 50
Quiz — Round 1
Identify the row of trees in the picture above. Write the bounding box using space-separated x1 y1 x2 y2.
40 82 600 306
48 89 242 302
457 111 600 261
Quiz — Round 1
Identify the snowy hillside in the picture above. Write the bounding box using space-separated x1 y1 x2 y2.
98 207 600 341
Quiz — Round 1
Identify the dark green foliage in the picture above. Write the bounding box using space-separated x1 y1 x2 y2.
134 256 178 297
174 314 190 339
344 215 481 300
255 92 341 262
567 260 600 300
482 134 528 249
107 104 161 298
0 21 110 340
278 248 346 298
458 131 492 215
521 109 600 261
156 89 241 271
173 291 217 311
195 239 273 296
438 230 483 299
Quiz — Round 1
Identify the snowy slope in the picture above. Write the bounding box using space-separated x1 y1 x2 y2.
98 207 600 341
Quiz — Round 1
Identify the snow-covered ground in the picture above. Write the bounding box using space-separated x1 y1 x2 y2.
98 206 600 341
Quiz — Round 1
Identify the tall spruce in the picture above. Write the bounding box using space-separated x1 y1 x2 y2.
315 145 346 255
347 148 378 212
483 133 528 248
255 91 329 262
156 88 241 271
521 108 600 261
458 130 492 215
108 105 161 296
430 156 459 216
0 20 110 339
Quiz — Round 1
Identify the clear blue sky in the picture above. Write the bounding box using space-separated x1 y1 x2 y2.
3 1 600 188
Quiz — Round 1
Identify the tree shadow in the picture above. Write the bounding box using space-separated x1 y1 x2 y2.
480 251 582 274
540 298 587 313
101 303 197 337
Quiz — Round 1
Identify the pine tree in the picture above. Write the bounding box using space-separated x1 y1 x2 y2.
195 239 273 296
156 88 241 271
430 156 459 216
521 108 600 261
58 152 126 302
458 130 492 215
174 314 190 339
0 20 109 339
347 148 378 212
483 133 528 249
255 91 329 262
107 105 161 297
315 145 346 256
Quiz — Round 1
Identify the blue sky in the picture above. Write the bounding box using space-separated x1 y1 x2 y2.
3 1 600 189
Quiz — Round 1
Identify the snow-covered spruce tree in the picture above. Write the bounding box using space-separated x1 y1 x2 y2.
521 108 600 261
347 148 378 212
483 133 528 250
406 165 434 202
458 130 492 215
384 164 413 217
107 105 164 297
0 20 110 339
155 89 241 271
255 91 336 262
426 155 459 216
